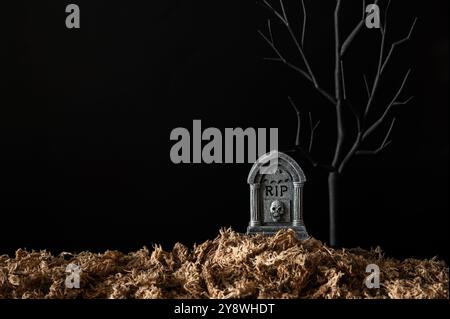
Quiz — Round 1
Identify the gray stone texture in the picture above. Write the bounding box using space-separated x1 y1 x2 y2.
247 151 309 239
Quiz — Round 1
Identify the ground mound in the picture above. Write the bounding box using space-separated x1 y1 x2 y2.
0 229 448 299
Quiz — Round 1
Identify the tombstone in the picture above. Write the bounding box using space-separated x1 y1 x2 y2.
247 151 309 239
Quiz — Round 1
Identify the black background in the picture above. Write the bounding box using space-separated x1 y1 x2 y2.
1 0 448 263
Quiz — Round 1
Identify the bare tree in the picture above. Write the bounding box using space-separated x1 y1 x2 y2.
258 0 417 246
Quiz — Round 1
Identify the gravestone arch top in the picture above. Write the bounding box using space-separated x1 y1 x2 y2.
247 151 309 239
247 151 307 184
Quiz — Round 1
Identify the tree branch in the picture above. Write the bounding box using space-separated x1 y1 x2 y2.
381 18 418 74
332 0 345 168
363 13 388 118
363 69 411 140
363 74 371 99
340 0 380 57
259 0 415 177
337 2 416 173
362 0 366 19
268 19 274 43
285 97 333 172
338 133 362 174
259 30 313 82
345 99 362 133
393 96 414 106
357 117 396 155
285 146 336 172
308 112 320 153
258 0 337 106
279 0 288 22
341 60 347 100
260 0 286 24
339 68 411 173
288 96 302 147
279 0 318 88
300 0 307 48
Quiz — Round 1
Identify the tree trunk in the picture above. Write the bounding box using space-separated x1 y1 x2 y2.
328 171 339 246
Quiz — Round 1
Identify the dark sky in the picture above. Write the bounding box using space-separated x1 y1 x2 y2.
1 0 448 262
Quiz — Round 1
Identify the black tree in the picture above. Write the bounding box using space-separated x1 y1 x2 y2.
258 0 416 245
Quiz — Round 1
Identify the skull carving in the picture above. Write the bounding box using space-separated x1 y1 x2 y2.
269 200 284 222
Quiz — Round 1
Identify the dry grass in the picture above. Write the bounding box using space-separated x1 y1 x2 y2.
0 229 448 299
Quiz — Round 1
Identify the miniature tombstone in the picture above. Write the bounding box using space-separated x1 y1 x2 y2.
247 151 309 239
